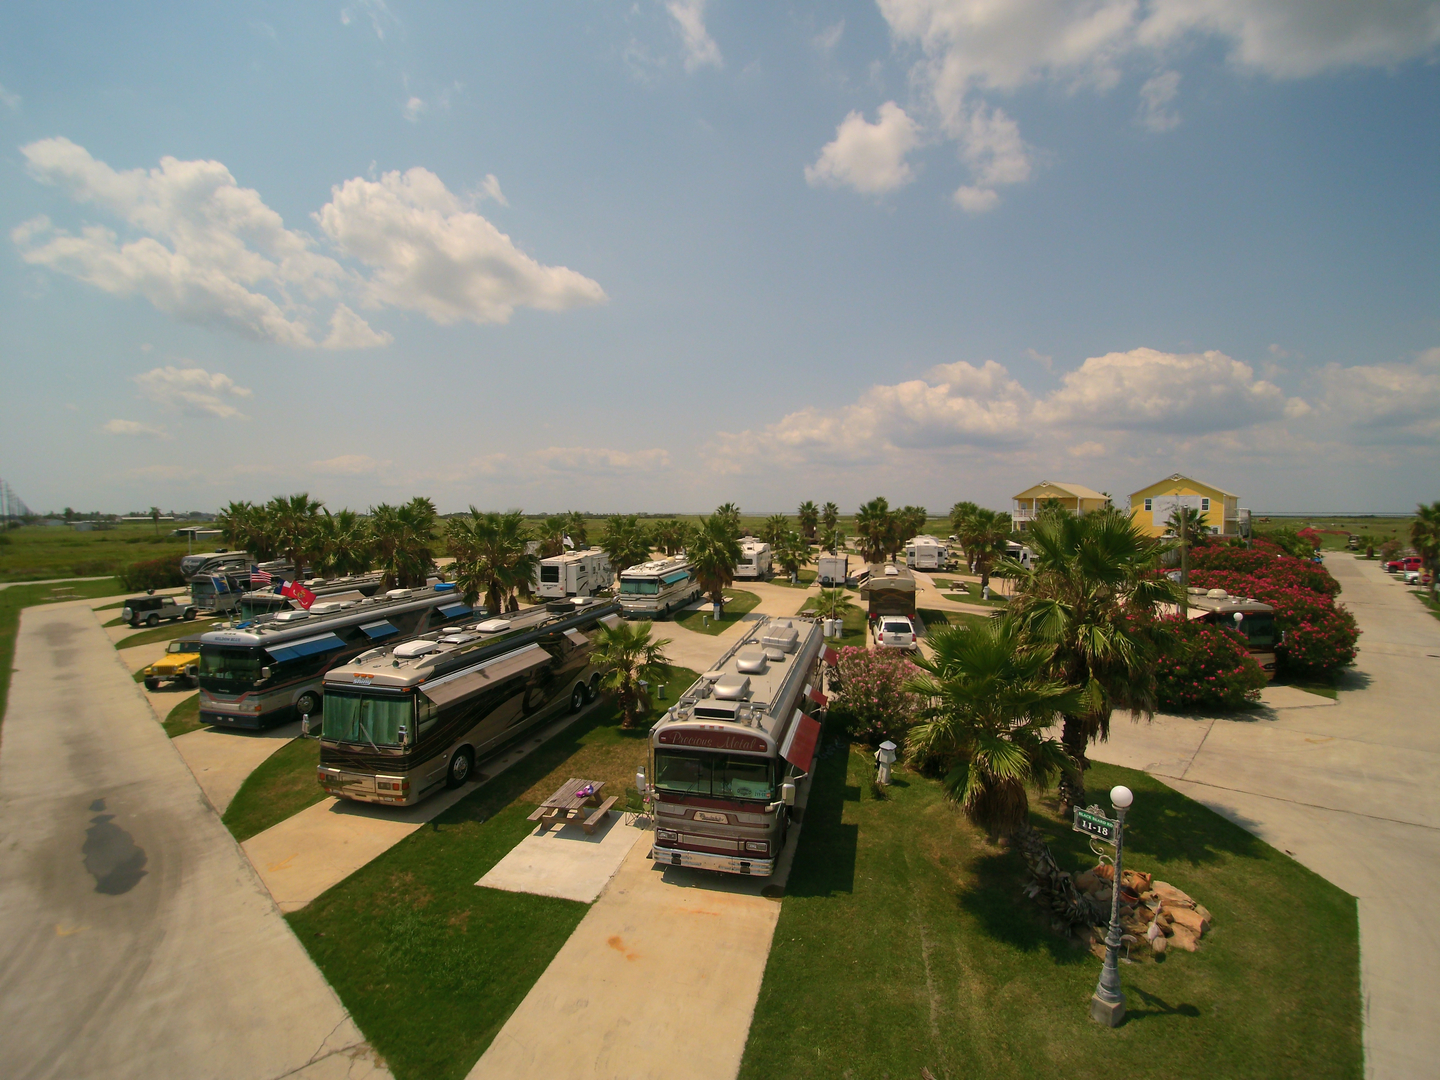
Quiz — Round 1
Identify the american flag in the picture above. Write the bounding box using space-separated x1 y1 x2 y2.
250 566 272 587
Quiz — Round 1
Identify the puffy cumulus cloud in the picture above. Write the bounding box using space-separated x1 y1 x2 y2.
1317 348 1440 444
531 446 671 475
1036 347 1303 432
317 167 607 325
312 454 389 475
103 419 169 439
666 0 723 72
806 102 923 195
133 365 253 419
323 303 393 349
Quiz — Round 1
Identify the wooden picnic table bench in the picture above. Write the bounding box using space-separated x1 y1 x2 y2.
526 777 619 834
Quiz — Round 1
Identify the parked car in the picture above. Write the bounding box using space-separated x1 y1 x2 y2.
142 637 203 690
1386 556 1423 574
874 614 919 652
1403 569 1433 587
121 594 198 628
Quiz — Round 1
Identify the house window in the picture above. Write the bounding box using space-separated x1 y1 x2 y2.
1201 498 1210 512
1144 498 1152 511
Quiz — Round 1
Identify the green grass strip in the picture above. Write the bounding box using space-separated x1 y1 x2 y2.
223 737 325 842
162 695 206 739
114 616 212 651
673 588 761 635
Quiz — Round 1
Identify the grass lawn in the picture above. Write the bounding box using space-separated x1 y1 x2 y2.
162 694 206 738
740 742 1361 1080
766 569 818 589
223 736 325 841
943 582 1011 607
0 522 196 582
917 608 994 634
674 589 760 635
287 681 695 1080
0 576 124 727
114 616 215 650
797 594 868 647
1276 673 1340 700
1411 588 1440 624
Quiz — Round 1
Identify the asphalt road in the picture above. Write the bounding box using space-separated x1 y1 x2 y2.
0 600 390 1080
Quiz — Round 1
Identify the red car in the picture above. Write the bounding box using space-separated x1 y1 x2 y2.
1385 556 1423 574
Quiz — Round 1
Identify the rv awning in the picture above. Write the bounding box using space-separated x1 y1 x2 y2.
563 628 589 648
421 644 549 708
780 710 822 774
439 601 473 619
360 620 400 639
662 570 690 585
265 632 347 663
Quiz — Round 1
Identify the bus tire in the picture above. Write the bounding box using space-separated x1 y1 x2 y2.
295 692 319 718
446 747 474 788
587 673 601 702
570 683 587 713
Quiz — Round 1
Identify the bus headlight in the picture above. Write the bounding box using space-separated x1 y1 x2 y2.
656 829 679 843
744 840 769 854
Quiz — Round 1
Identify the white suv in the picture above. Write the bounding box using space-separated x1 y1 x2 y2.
874 615 918 652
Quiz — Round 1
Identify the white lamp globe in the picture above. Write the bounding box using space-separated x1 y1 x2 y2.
1233 611 1244 623
1110 785 1134 809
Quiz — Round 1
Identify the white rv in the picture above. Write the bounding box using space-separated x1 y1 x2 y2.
536 548 612 599
733 537 773 580
816 553 849 587
904 535 949 571
618 556 702 620
1006 541 1033 570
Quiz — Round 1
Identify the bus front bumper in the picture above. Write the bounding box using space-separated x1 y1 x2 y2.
651 844 775 877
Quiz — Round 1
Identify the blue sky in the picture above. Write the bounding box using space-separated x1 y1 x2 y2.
2 1 1437 516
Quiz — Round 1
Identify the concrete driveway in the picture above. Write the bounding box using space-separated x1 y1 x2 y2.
0 600 388 1080
1092 555 1440 1080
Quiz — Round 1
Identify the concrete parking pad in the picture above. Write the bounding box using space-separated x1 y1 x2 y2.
173 721 299 814
478 814 648 903
0 599 389 1080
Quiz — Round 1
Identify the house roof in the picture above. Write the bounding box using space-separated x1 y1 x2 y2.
1129 473 1237 499
1012 480 1109 502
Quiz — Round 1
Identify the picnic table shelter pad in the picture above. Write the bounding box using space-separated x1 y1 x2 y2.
477 815 647 903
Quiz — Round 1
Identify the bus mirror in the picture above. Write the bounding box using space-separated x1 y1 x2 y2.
260 666 272 681
781 782 796 806
397 724 409 747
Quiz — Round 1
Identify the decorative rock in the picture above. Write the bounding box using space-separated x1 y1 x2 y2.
1151 881 1197 909
1121 869 1153 892
1168 906 1211 935
1168 923 1200 952
1151 934 1168 955
1074 870 1100 894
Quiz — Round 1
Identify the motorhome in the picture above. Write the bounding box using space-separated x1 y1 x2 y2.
180 550 254 580
536 548 613 599
1186 588 1278 680
904 535 949 571
733 538 773 580
316 600 619 805
233 572 387 619
617 556 701 620
196 584 475 729
1005 541 1033 570
646 615 826 877
857 563 917 619
816 553 849 587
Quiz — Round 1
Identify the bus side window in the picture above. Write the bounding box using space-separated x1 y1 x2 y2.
417 694 439 735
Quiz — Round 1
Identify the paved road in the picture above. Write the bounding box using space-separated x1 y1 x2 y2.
0 600 389 1080
1092 556 1440 1080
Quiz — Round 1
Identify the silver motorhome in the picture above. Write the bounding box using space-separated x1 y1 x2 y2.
536 548 613 599
317 600 619 805
618 556 701 619
180 549 253 579
733 538 773 580
646 615 826 876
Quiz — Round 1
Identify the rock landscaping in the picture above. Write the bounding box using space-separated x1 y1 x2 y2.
1072 864 1214 958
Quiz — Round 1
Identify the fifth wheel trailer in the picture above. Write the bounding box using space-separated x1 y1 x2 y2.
536 548 613 599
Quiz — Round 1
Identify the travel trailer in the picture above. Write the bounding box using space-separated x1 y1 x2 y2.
617 556 702 620
904 535 949 571
536 548 613 599
816 553 849 587
734 538 773 580
857 563 917 619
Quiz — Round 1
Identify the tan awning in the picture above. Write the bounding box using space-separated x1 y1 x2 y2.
421 644 549 707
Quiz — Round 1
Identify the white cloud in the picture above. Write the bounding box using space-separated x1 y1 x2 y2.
666 0 723 72
1138 70 1181 131
814 20 846 52
531 446 671 475
323 303 393 349
478 174 509 207
317 167 606 325
312 454 388 475
134 365 253 419
806 102 923 195
0 82 19 111
103 419 169 439
1317 347 1440 444
341 0 399 41
404 96 426 122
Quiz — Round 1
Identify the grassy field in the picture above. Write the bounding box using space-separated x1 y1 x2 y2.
223 737 325 841
1255 515 1414 552
674 589 761 635
918 607 993 633
0 522 197 582
766 568 818 589
162 694 206 738
0 577 124 726
739 744 1361 1080
287 677 695 1080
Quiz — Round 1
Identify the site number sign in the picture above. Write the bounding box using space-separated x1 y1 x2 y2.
1073 807 1118 845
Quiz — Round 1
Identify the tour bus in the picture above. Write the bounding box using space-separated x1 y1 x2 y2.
315 599 620 804
197 584 476 729
618 556 701 619
733 538 773 580
1186 588 1278 680
645 615 826 877
904 535 949 571
536 548 613 599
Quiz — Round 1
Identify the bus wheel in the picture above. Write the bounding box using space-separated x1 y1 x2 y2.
570 684 587 712
587 674 601 702
446 748 474 788
295 692 319 718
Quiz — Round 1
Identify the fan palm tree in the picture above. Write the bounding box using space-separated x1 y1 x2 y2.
1166 504 1206 604
564 511 589 550
651 519 686 556
314 509 373 577
814 587 858 623
267 493 324 576
370 497 438 589
905 618 1079 838
537 515 569 558
591 620 672 729
855 496 894 564
897 505 928 544
798 500 820 541
446 508 538 614
820 525 846 555
1410 501 1440 601
1004 511 1180 812
950 500 979 539
956 507 1012 591
821 501 840 532
761 514 789 547
773 530 810 583
599 515 653 575
714 502 743 538
149 506 161 535
216 500 255 549
689 514 743 617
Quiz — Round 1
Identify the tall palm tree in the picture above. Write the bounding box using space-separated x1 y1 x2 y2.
897 505 928 544
855 496 894 564
906 618 1079 838
599 514 653 575
689 514 743 617
149 506 161 535
446 508 538 614
797 501 820 541
537 515 569 558
819 525 846 555
773 530 810 583
650 519 683 556
956 507 1012 590
564 511 589 550
591 620 672 729
714 502 743 538
370 497 437 589
1166 504 1206 604
1004 511 1180 812
1411 501 1440 602
216 500 255 549
267 492 324 576
950 500 979 540
814 587 858 623
821 501 840 532
761 514 789 547
313 509 373 577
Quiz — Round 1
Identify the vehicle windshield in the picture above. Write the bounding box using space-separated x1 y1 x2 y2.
620 578 659 595
882 621 911 634
323 691 412 746
199 646 264 684
654 750 775 801
1238 612 1276 648
168 640 197 654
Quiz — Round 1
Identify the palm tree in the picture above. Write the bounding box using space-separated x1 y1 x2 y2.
819 525 846 555
592 620 672 729
313 509 373 577
798 500 820 541
689 514 742 617
267 492 324 576
897 505 928 544
761 514 789 547
773 530 810 583
906 618 1079 838
714 502 742 538
149 506 161 535
370 497 437 588
651 519 687 556
956 507 1012 591
1166 504 1206 604
216 500 254 549
537 515 569 558
814 587 858 623
1411 501 1440 602
446 508 538 614
564 511 589 550
599 514 653 575
821 501 839 532
1004 511 1180 813
855 496 894 564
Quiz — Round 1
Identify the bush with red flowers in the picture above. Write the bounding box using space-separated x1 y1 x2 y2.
1188 568 1360 677
1154 618 1267 712
1190 545 1340 597
829 646 919 744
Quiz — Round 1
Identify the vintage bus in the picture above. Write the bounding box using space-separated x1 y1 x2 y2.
617 556 701 620
196 585 476 729
314 599 621 804
646 615 826 877
1186 588 1278 680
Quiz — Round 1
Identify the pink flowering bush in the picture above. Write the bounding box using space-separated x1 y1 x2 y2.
829 646 919 745
1189 569 1360 676
1153 618 1267 712
1190 544 1340 597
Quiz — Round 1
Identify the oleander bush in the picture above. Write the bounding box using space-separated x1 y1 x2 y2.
1189 568 1360 677
1153 617 1267 712
120 553 186 592
829 645 919 745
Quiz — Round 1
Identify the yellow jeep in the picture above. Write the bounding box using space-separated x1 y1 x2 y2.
143 638 203 691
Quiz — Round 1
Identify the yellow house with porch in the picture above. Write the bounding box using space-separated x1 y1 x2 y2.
1130 474 1239 537
1011 481 1111 530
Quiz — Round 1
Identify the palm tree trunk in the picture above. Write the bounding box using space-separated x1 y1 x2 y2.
1057 713 1089 814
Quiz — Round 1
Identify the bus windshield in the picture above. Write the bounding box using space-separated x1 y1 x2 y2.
1238 612 1276 648
199 647 264 685
323 691 412 746
620 579 659 595
654 750 775 801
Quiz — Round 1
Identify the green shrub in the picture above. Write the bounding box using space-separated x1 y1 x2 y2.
828 646 919 745
120 554 186 592
1154 618 1267 712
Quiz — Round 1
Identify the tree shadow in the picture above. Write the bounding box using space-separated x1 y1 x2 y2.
782 735 858 899
954 844 1091 966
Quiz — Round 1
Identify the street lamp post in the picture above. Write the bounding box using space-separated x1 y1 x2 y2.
1089 784 1134 1027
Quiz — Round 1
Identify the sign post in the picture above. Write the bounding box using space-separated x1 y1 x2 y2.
1085 787 1134 1027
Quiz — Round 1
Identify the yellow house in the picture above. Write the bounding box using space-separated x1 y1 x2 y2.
1011 481 1111 530
1130 474 1239 537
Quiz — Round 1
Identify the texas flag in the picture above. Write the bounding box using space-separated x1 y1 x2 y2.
281 580 317 610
